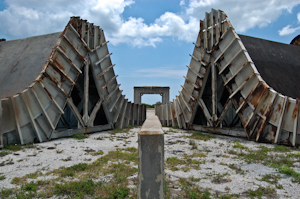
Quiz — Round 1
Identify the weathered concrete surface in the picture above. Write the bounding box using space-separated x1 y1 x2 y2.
0 100 2 148
138 115 164 199
134 86 169 104
146 108 155 118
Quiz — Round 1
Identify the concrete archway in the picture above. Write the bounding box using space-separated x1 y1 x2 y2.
134 86 169 104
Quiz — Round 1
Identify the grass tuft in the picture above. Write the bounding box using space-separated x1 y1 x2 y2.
71 133 89 140
54 179 95 197
189 132 215 141
4 144 22 151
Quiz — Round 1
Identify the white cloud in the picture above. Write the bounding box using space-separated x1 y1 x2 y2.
125 67 186 79
1 0 300 47
278 25 300 36
185 0 300 32
298 12 300 22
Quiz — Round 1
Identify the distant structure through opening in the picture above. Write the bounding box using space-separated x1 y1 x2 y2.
134 86 170 105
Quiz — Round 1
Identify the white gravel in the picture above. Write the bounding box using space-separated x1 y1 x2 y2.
0 109 299 198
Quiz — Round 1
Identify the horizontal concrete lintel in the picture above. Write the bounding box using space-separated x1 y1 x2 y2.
139 115 163 135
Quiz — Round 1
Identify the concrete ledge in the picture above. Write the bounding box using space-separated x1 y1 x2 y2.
139 115 164 135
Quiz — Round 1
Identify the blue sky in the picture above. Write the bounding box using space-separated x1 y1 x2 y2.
1 0 300 104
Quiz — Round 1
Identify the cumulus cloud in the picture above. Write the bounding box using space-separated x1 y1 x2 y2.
1 0 300 46
278 25 300 36
277 11 300 36
185 0 300 32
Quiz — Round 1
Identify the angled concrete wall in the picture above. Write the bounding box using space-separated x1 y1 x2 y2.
156 9 300 147
0 17 146 147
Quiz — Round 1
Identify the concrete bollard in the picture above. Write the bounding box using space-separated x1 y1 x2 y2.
138 115 164 199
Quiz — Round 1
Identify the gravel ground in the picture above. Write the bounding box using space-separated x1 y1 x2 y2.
0 109 300 198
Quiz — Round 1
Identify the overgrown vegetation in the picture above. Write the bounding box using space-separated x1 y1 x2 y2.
246 186 276 198
1 148 139 198
71 133 89 140
188 132 215 141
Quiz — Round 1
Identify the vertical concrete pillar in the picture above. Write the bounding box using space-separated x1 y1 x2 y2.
134 89 141 104
0 100 2 148
138 115 164 199
165 89 169 104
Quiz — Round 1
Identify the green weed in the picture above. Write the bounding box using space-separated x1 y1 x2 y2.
0 151 9 157
0 175 5 181
189 139 198 150
26 171 42 179
4 144 22 151
189 132 215 141
233 141 248 150
274 145 291 152
0 188 14 198
54 179 95 198
247 186 276 198
22 181 37 192
71 133 89 140
279 165 300 182
11 176 27 185
91 150 104 156
259 174 281 184
61 156 72 161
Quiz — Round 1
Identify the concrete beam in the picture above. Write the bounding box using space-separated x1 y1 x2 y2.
134 86 170 104
138 115 164 199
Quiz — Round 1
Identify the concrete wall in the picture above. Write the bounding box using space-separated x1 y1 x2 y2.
134 86 169 104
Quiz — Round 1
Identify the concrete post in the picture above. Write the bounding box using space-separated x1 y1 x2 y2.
0 100 2 148
138 115 164 199
134 90 141 104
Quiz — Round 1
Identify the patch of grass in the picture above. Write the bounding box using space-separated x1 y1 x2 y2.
91 150 104 156
0 151 9 157
189 132 215 141
22 181 37 192
111 128 123 134
233 141 248 150
109 187 129 198
228 164 245 175
212 173 231 184
166 157 186 171
61 156 72 161
167 155 202 171
54 179 95 198
0 175 5 181
0 188 14 198
246 186 276 199
2 147 140 198
26 171 42 179
71 133 89 140
279 165 300 182
4 144 22 151
72 163 89 171
274 145 291 152
56 149 63 154
179 178 211 199
11 176 27 185
228 145 294 170
259 174 281 184
189 139 198 150
192 152 207 158
189 176 201 182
